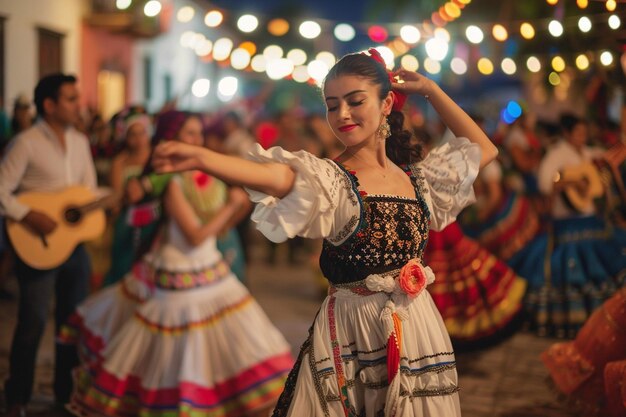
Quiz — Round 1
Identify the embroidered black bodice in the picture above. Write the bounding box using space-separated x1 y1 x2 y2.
319 161 431 284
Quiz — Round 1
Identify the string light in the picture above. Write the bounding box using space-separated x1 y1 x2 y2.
608 15 621 29
204 10 223 28
578 16 592 33
575 54 590 70
177 6 195 22
520 22 535 39
577 0 588 8
606 0 617 12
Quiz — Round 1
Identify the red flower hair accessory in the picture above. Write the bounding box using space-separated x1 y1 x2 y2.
364 48 408 112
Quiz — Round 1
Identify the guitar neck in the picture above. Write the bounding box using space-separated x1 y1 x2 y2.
77 194 118 214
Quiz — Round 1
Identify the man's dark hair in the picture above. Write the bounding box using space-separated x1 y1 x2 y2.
559 112 585 134
34 73 77 117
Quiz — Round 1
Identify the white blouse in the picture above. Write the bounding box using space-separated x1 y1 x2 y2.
245 136 481 244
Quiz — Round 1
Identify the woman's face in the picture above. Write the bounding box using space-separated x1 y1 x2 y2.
177 117 203 146
323 74 392 147
125 122 150 150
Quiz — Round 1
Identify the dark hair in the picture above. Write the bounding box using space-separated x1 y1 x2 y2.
324 53 421 165
559 113 585 134
34 73 77 117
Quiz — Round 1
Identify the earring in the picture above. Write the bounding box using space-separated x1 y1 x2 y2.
376 116 391 142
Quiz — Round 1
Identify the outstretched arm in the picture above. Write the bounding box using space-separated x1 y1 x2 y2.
392 69 498 168
152 142 296 198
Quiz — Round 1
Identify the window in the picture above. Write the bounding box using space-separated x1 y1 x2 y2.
38 27 64 77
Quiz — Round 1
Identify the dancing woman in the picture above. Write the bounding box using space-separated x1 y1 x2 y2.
64 111 293 417
153 50 498 417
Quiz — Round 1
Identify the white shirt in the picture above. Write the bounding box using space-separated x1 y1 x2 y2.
0 120 97 221
537 140 604 219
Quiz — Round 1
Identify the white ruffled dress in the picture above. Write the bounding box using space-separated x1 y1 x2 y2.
63 174 294 417
245 137 481 417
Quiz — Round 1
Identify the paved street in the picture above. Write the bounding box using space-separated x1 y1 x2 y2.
0 235 580 416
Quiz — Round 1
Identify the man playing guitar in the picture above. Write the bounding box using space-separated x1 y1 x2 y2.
0 74 97 417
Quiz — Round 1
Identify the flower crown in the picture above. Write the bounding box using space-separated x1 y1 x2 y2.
363 48 408 112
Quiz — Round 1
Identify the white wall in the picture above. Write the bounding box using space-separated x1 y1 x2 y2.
0 0 88 112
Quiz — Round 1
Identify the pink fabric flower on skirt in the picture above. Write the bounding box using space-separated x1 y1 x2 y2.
397 258 432 298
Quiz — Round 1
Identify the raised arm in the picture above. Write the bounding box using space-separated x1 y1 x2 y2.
392 69 498 168
152 142 296 198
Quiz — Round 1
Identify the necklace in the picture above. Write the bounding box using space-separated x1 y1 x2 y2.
348 151 390 178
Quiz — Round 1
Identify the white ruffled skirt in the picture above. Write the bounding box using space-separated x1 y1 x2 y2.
63 262 293 417
275 286 461 417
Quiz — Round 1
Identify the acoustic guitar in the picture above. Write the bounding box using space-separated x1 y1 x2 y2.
560 162 604 213
6 186 110 269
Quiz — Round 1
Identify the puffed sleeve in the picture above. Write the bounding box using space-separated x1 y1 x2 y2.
412 136 481 231
244 144 361 244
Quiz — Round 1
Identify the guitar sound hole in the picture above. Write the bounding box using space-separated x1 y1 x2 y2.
65 208 82 224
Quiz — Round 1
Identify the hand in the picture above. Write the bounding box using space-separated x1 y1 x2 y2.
390 68 435 98
21 210 57 236
125 177 145 204
573 178 590 197
152 141 205 174
227 187 249 209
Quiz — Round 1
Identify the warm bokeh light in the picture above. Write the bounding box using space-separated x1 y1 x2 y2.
578 16 592 32
548 20 564 37
551 56 565 72
608 15 621 30
287 49 307 66
548 72 560 86
237 15 259 33
292 66 309 83
577 0 588 8
144 0 161 17
492 24 508 41
316 51 336 68
191 79 210 98
477 57 494 75
501 58 517 75
307 60 330 81
444 2 461 18
213 38 234 61
299 21 322 39
230 48 251 70
400 25 421 44
218 77 238 101
204 10 223 28
400 55 419 71
267 19 289 36
266 58 294 80
520 22 535 39
334 23 356 42
434 27 451 42
194 39 213 57
606 0 617 12
526 56 541 72
465 25 484 44
425 38 449 61
251 55 267 73
424 58 441 74
177 6 195 23
546 0 558 4
116 0 131 10
450 57 467 74
575 54 590 70
375 46 395 69
263 45 284 60
600 51 614 66
239 41 257 56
